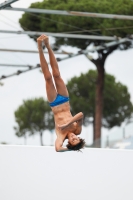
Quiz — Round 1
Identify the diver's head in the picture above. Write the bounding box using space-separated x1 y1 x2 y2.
67 133 85 151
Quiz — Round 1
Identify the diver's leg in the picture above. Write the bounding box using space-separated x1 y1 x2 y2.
37 35 57 102
45 38 69 97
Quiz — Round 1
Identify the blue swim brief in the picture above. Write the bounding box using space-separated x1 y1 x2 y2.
49 94 69 107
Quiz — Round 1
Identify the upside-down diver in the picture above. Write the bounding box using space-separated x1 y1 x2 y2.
37 35 85 152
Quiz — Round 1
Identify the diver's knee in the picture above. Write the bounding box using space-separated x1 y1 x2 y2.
45 75 52 82
53 74 61 80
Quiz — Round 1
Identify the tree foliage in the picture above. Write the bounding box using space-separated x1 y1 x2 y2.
14 98 54 145
67 70 133 129
19 0 133 49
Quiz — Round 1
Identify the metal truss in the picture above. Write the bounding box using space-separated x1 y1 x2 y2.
0 30 115 41
0 64 40 80
0 51 82 80
0 48 72 55
0 0 18 9
0 37 132 81
3 7 133 20
0 64 32 68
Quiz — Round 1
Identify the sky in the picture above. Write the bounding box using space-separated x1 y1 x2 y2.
0 0 133 148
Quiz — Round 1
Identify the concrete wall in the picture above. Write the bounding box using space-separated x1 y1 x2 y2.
0 145 133 200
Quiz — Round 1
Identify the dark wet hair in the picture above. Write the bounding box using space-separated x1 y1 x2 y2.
66 138 86 152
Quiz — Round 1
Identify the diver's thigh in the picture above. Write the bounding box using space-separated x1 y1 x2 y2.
53 76 69 97
46 78 57 102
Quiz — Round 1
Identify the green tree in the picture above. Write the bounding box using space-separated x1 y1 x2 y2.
67 70 133 143
19 0 133 144
0 142 7 145
14 98 54 146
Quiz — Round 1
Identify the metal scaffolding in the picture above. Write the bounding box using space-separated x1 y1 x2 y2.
0 48 72 55
0 30 116 41
3 7 133 21
0 2 132 81
0 0 18 9
0 37 132 81
0 64 32 68
0 64 40 80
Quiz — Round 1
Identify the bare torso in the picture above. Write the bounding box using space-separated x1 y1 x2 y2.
51 102 78 142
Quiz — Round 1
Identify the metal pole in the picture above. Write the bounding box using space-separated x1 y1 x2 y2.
0 48 72 55
0 64 32 67
84 38 132 54
0 0 18 9
0 64 40 80
3 7 133 20
0 53 83 80
0 30 115 41
0 38 132 80
106 135 109 147
123 127 125 139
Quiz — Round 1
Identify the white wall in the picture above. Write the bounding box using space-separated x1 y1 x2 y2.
0 145 133 200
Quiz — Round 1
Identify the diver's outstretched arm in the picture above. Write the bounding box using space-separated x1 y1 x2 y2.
55 139 70 152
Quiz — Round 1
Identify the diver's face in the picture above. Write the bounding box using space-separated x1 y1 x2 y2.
68 133 80 145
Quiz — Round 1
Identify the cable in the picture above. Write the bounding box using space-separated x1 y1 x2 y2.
28 12 101 36
0 53 27 73
101 25 133 31
0 54 20 63
93 18 114 36
0 19 19 29
27 12 123 37
0 11 111 36
61 25 133 34
0 13 19 27
2 8 131 38
0 41 29 65
0 42 20 62
2 9 133 36
0 12 83 66
57 25 133 34
0 35 27 40
3 8 132 38
0 13 38 40
0 14 31 65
